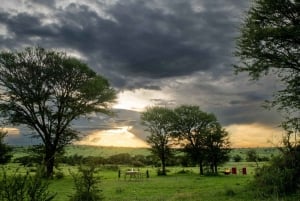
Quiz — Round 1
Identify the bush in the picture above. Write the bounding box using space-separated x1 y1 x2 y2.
54 171 64 179
0 167 56 201
69 165 103 201
232 154 242 162
251 146 300 197
246 150 259 162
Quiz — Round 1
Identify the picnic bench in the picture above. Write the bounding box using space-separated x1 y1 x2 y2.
124 168 143 180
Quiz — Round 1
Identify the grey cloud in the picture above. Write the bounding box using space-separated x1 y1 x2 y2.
0 0 282 129
0 0 249 87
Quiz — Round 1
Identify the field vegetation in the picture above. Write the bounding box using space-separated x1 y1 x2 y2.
1 145 299 201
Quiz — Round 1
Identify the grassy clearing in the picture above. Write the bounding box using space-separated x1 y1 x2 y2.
3 146 299 201
64 145 150 157
48 166 254 201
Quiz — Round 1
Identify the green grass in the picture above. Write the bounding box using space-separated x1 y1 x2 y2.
64 145 150 157
46 165 300 201
48 166 254 201
5 146 299 201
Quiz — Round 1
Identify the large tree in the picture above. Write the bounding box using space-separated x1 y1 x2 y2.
173 105 230 175
0 47 116 177
235 0 300 195
234 0 300 144
141 106 174 175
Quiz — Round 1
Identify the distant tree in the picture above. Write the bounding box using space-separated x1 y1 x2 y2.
173 105 230 175
204 124 231 174
232 154 242 162
246 150 259 162
141 106 175 175
0 47 116 177
0 130 12 164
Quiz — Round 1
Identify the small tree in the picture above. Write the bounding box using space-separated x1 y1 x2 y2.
141 106 174 175
69 165 103 201
204 125 230 174
0 130 12 164
233 154 242 162
0 47 116 177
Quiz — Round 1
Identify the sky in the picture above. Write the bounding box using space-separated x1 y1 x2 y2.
0 0 285 147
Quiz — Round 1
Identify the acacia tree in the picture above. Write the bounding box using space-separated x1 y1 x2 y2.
234 0 300 144
0 47 116 177
173 105 230 175
141 106 174 175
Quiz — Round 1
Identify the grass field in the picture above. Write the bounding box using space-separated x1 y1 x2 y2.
3 145 300 201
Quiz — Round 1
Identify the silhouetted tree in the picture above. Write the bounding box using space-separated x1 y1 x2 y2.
0 47 116 177
141 106 174 175
173 105 230 175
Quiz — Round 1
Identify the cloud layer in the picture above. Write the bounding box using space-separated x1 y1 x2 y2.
0 0 284 146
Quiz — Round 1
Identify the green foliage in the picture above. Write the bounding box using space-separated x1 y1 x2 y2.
69 165 103 201
252 146 300 197
54 171 64 179
0 167 56 201
233 154 243 162
173 105 231 175
235 0 300 197
0 47 116 177
246 150 259 162
0 130 12 164
141 106 175 176
234 0 300 138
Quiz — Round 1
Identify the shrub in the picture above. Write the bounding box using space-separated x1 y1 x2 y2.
54 171 64 179
232 154 242 162
69 165 103 201
0 167 56 201
246 150 259 162
251 146 300 197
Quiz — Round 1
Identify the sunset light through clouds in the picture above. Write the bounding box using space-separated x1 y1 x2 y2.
75 126 149 148
0 0 285 148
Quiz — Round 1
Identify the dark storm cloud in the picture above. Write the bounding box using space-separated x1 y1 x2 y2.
0 0 249 87
1 0 283 130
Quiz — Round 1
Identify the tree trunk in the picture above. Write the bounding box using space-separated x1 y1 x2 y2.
44 146 55 178
161 154 166 176
199 161 204 175
214 164 218 174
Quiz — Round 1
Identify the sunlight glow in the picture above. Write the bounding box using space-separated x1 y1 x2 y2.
75 126 149 148
226 123 283 148
114 89 173 111
2 127 20 135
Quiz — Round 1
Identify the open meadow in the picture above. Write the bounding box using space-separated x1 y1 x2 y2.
2 146 300 201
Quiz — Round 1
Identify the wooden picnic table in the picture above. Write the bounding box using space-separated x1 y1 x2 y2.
124 169 143 180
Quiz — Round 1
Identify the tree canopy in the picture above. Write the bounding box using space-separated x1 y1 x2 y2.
234 0 300 139
0 47 116 177
141 106 175 175
173 105 230 175
141 105 230 175
235 0 300 195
